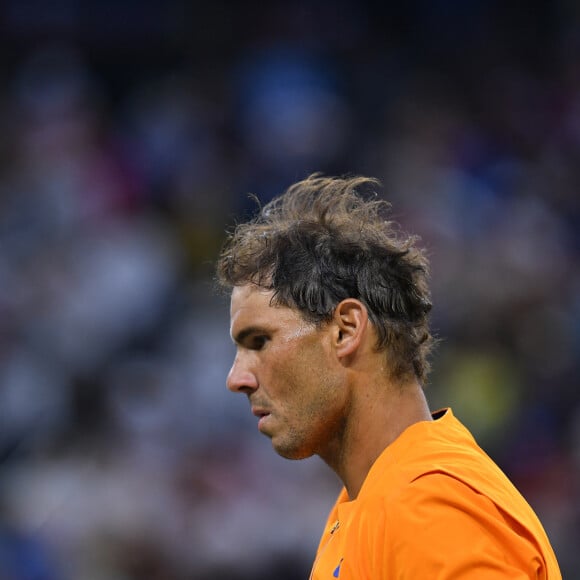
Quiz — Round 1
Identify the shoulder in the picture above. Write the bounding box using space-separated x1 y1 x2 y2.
354 472 552 578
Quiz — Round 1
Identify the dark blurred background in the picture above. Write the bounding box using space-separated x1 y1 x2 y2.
0 0 578 578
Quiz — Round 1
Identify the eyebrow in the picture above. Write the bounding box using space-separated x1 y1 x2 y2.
232 325 268 345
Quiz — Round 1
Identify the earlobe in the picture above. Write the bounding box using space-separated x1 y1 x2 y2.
334 299 368 359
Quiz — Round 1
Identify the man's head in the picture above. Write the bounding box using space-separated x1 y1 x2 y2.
217 174 434 385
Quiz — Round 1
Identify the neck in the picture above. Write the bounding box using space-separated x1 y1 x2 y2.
319 380 432 500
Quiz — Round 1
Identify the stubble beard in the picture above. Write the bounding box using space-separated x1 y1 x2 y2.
270 424 316 461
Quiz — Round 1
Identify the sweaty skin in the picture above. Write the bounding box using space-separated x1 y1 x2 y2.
227 284 432 499
228 284 349 461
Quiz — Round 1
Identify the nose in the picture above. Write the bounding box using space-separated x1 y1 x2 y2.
226 353 258 394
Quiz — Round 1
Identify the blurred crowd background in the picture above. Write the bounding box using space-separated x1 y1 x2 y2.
0 1 579 578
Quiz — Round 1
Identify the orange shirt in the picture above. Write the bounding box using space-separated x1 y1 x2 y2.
310 409 561 579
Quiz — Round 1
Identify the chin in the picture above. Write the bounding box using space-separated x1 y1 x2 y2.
272 440 314 461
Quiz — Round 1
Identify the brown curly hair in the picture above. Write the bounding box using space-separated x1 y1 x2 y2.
216 174 435 384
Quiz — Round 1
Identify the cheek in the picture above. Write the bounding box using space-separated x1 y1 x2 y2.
269 335 338 407
297 360 345 415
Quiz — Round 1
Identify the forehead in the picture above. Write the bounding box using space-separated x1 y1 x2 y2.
230 284 273 313
229 285 304 333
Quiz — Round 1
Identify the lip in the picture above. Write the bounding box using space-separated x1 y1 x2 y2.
251 407 271 430
252 407 270 419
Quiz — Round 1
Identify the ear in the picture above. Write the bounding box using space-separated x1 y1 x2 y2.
332 299 369 360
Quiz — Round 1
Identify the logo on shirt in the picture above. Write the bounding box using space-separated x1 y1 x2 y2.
333 558 343 577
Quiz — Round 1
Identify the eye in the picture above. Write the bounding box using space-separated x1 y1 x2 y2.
250 335 268 350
